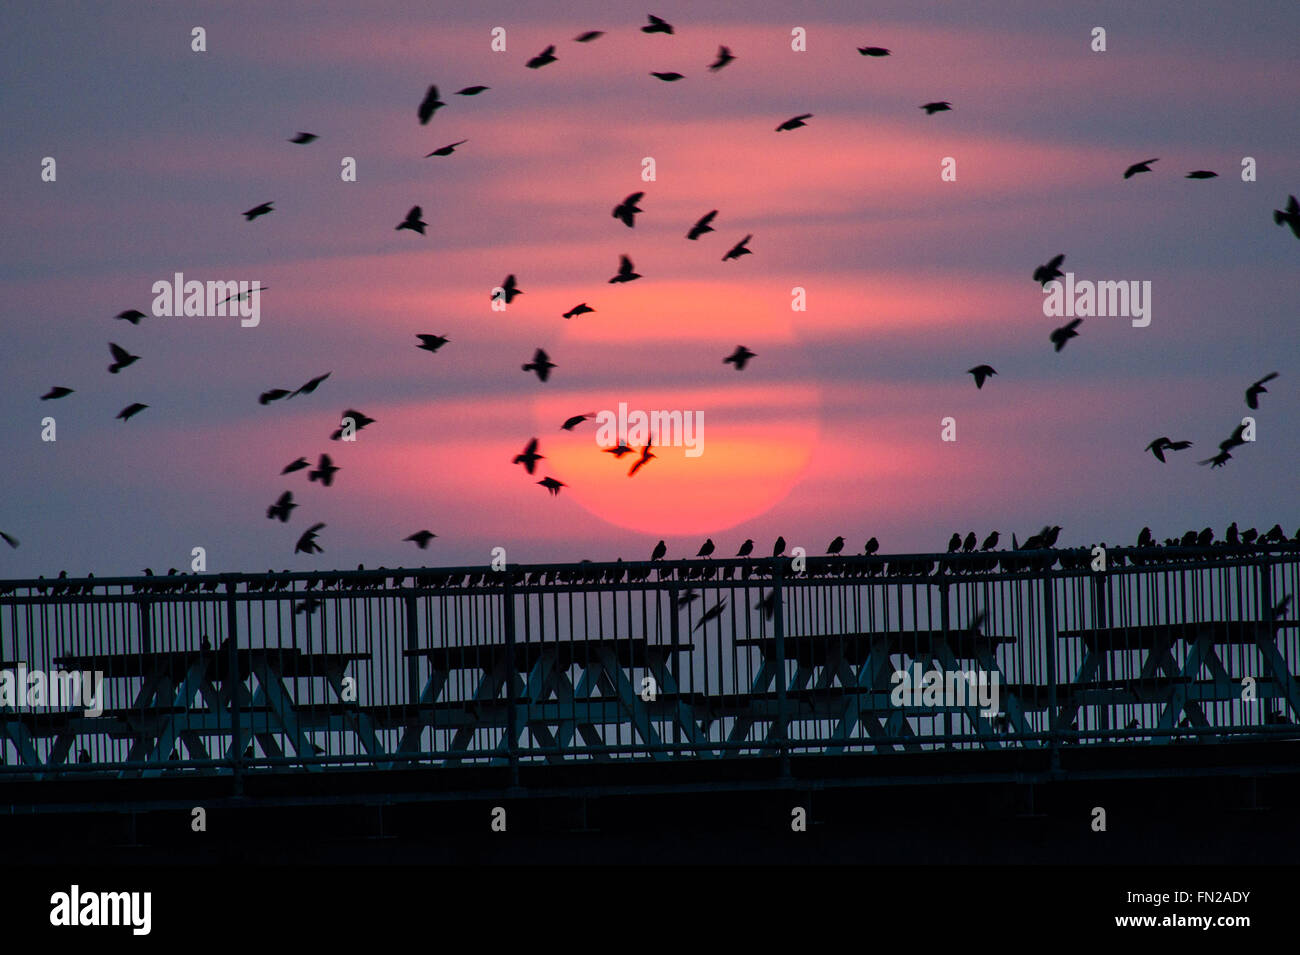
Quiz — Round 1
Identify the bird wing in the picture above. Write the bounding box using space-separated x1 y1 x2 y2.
109 342 131 362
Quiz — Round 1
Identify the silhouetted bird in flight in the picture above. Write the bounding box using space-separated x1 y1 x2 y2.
773 536 787 557
308 453 339 486
724 345 756 370
1219 423 1248 452
41 386 73 400
776 114 812 131
405 530 437 549
980 531 999 551
693 600 728 632
1050 318 1082 351
1185 170 1217 179
1273 594 1293 618
425 140 467 157
522 348 555 382
417 85 444 123
107 342 139 374
1273 195 1300 238
629 442 655 477
563 303 594 319
1199 450 1232 468
115 309 145 324
526 45 557 68
1145 436 1193 462
651 71 685 82
865 537 879 554
968 365 996 388
708 46 735 71
604 443 634 458
266 491 296 522
0 531 18 549
497 274 523 304
920 101 951 114
331 409 376 440
1246 372 1278 409
574 30 604 42
280 458 310 478
857 46 891 56
609 254 641 283
947 533 961 553
259 388 291 405
1123 158 1158 179
116 402 148 421
396 206 427 234
561 414 594 430
687 210 718 239
642 14 674 34
456 85 489 96
1033 253 1065 286
416 334 449 352
827 536 845 554
613 192 644 227
291 372 331 397
295 523 325 555
514 438 543 474
755 590 776 620
243 202 274 220
650 540 667 561
538 477 565 496
722 234 753 261
289 132 318 144
697 538 715 557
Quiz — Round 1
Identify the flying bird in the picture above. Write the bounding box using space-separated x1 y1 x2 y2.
538 477 565 496
259 388 291 405
1185 170 1217 179
687 210 718 239
115 309 146 324
1219 423 1248 451
1123 158 1158 179
107 342 139 374
651 540 667 561
514 438 543 474
1033 253 1065 286
116 402 148 421
1273 195 1300 238
282 457 309 475
396 205 427 234
417 85 444 123
968 365 996 389
266 491 297 523
1145 437 1193 462
40 386 73 400
609 254 641 283
526 45 557 69
722 234 753 261
1246 372 1278 409
294 523 325 555
455 85 489 95
416 334 449 352
574 30 604 42
424 140 467 157
330 409 376 440
1049 318 1083 351
291 372 331 397
405 531 437 549
650 71 685 82
497 274 523 304
522 348 555 382
289 132 318 144
243 202 274 220
561 414 594 431
708 46 735 71
308 454 339 486
1199 450 1232 468
723 345 756 370
776 113 812 131
604 443 634 458
920 101 951 114
857 46 891 56
693 600 728 632
612 192 644 227
0 531 19 549
642 14 673 34
628 442 655 477
563 303 595 319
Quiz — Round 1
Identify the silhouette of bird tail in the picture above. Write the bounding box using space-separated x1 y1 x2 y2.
1276 210 1285 225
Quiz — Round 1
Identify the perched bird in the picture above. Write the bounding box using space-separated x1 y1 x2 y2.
308 453 339 486
1263 523 1286 543
1137 527 1155 547
980 531 999 551
405 531 437 549
775 113 812 131
612 192 644 227
968 365 996 389
1246 372 1278 410
522 348 555 382
107 342 140 374
115 309 146 324
538 477 565 496
0 531 18 549
116 402 148 421
514 438 543 474
424 139 467 157
1199 450 1232 468
947 533 962 553
687 210 718 240
827 536 845 555
1196 527 1214 546
604 443 634 458
1185 170 1217 179
1273 195 1300 239
865 537 879 554
416 334 449 352
1123 158 1158 179
1050 318 1082 352
330 409 376 440
962 532 977 553
291 372 331 397
650 71 685 82
1145 437 1193 463
1225 522 1239 544
708 46 735 71
526 45 557 69
563 303 594 319
266 491 296 522
456 85 489 95
1241 527 1259 544
773 536 787 558
857 46 891 56
259 388 291 405
651 540 667 561
294 523 325 555
609 254 641 283
628 442 656 477
920 101 951 114
723 345 756 370
282 456 310 475
697 538 716 557
289 132 318 144
574 30 604 42
1033 253 1065 286
561 414 594 431
737 539 755 557
243 202 274 220
396 205 427 234
642 14 673 34
693 600 728 632
722 234 753 261
40 386 74 400
417 85 445 123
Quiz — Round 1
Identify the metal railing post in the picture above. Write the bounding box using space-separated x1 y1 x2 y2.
224 580 242 793
772 561 790 777
1041 575 1060 770
502 576 519 787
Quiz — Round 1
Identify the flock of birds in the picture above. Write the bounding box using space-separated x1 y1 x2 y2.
8 13 1297 574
